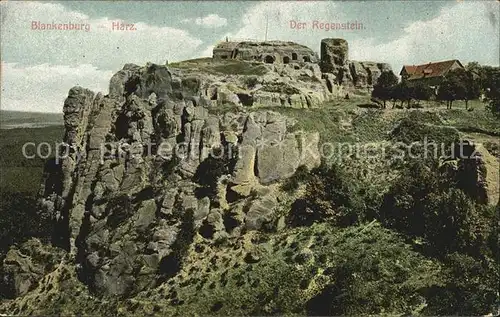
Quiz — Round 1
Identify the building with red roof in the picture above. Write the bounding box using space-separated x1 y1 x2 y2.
399 59 464 86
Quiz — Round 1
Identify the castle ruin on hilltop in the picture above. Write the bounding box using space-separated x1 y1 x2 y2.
213 38 392 88
213 40 319 64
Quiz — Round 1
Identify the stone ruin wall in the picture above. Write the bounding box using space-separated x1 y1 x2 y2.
213 41 319 65
213 38 393 92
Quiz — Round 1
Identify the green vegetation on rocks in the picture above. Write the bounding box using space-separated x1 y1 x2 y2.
1 58 498 316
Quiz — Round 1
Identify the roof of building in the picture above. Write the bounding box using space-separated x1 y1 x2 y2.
402 59 463 80
400 65 417 75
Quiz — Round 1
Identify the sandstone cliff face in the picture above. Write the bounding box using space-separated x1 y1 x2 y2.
37 63 321 296
320 38 393 88
175 59 335 107
320 38 353 86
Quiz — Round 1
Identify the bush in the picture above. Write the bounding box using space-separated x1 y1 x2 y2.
243 76 259 88
424 252 499 315
380 161 493 257
305 222 443 316
288 163 361 227
280 165 310 193
0 192 52 256
193 144 238 204
486 98 500 118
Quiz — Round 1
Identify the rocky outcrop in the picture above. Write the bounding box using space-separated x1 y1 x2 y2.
320 38 353 86
320 38 392 88
453 142 499 205
321 38 348 71
174 58 334 108
37 62 321 297
1 239 65 298
213 40 319 64
349 61 392 87
212 38 392 90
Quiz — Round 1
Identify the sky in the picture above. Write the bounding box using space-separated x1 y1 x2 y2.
1 0 499 113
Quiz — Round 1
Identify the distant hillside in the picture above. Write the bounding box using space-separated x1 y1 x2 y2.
0 110 63 129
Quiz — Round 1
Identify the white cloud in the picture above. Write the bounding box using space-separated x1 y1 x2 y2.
0 2 203 69
227 1 499 72
182 14 228 28
224 1 342 51
348 1 500 72
1 62 113 113
0 1 204 112
200 44 215 58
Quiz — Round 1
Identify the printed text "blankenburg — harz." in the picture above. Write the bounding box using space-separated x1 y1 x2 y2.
31 21 91 32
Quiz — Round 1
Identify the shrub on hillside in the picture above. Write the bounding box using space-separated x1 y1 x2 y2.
150 223 445 316
390 117 459 144
423 252 499 315
193 144 238 205
305 222 443 316
380 161 493 258
280 165 310 193
288 163 362 227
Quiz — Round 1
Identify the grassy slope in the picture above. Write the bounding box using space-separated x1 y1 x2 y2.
0 126 64 258
0 126 64 195
0 111 63 129
1 99 498 315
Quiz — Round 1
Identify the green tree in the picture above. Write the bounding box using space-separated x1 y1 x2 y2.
412 82 434 101
485 69 500 117
438 69 464 109
438 68 479 109
482 66 500 95
466 62 500 98
371 71 398 108
380 161 493 258
289 163 361 227
391 81 412 108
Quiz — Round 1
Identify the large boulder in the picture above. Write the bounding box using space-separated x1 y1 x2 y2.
245 192 279 230
256 134 301 184
1 239 65 298
349 61 369 87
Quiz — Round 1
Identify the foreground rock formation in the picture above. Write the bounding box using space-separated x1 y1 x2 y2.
35 62 321 296
2 40 497 316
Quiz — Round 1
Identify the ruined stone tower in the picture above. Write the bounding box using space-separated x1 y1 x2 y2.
320 38 352 86
320 38 392 87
